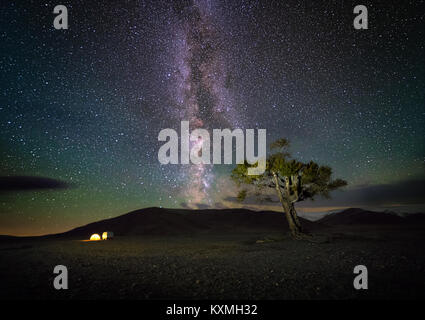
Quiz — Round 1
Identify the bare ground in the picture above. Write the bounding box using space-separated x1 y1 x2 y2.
1 226 424 300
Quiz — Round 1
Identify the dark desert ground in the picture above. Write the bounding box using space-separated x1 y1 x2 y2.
1 207 424 300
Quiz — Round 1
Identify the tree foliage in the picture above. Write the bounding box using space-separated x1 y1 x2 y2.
231 139 347 202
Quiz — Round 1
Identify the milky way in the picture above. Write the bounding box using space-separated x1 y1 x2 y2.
0 0 423 235
167 1 245 206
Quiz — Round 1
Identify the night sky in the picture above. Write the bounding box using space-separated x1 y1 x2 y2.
1 0 424 235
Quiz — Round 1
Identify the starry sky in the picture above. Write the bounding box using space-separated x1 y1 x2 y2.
1 0 424 235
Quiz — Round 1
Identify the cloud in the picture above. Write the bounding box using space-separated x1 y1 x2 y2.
213 202 227 209
179 202 212 210
308 179 425 207
179 201 191 209
0 176 70 192
194 203 212 210
223 178 425 209
179 201 229 210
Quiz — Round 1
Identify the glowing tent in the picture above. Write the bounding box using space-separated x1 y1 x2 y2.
102 231 114 240
90 233 101 241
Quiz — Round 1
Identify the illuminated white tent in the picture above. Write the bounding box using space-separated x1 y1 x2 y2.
90 234 101 241
102 231 114 240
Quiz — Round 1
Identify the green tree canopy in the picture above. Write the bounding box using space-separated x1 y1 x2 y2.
231 138 347 238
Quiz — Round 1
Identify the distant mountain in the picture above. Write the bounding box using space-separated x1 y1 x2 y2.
56 207 315 238
3 207 424 240
318 208 425 225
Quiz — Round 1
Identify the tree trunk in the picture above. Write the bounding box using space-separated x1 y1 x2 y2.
272 172 303 238
281 199 303 238
289 203 302 230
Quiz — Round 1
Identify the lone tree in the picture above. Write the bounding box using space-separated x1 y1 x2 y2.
231 138 347 239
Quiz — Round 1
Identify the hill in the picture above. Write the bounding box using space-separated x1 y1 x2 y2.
57 207 315 238
318 208 425 225
2 207 424 240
